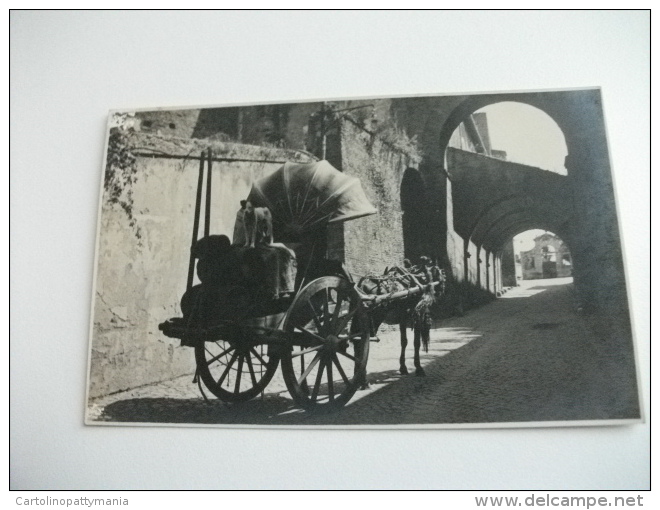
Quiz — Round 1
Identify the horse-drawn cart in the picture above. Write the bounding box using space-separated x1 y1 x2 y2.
159 154 443 412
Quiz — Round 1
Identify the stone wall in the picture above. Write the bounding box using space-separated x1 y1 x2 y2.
501 241 517 287
89 131 313 398
135 109 201 139
337 118 421 278
136 102 324 151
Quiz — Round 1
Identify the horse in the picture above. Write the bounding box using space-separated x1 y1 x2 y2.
358 257 446 377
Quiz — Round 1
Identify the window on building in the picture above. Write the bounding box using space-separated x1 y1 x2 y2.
525 256 535 269
542 245 557 262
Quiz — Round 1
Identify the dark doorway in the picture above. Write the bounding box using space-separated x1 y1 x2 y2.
400 168 430 264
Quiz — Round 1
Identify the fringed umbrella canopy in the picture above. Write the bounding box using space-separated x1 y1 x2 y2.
247 160 377 240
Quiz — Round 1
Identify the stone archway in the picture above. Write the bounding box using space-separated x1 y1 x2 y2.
424 90 624 313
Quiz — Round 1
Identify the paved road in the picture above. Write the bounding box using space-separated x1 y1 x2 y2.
87 278 640 427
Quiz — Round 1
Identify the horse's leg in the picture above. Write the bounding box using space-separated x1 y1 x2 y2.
414 324 426 377
399 316 409 375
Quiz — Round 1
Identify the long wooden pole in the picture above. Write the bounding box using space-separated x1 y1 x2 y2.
204 148 212 238
187 150 206 290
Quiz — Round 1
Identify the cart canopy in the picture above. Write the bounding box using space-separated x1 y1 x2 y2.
247 160 377 240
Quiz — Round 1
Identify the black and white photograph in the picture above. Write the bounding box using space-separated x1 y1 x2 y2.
12 11 649 490
85 90 642 427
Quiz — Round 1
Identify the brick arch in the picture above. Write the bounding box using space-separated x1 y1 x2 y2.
467 194 533 240
437 93 572 167
489 219 569 252
447 148 571 248
433 93 579 295
389 89 623 312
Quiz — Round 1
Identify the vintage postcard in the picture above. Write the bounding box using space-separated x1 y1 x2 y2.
85 89 642 427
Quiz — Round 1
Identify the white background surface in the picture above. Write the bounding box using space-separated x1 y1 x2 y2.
9 10 650 490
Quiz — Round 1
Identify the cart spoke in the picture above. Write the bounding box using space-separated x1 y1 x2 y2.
332 353 350 385
204 345 235 366
330 290 346 329
295 325 326 344
234 355 244 394
334 308 358 335
297 351 322 386
290 345 323 358
311 358 325 402
217 350 239 386
337 350 356 362
249 347 267 366
322 289 329 327
327 359 334 402
246 354 258 387
307 301 324 334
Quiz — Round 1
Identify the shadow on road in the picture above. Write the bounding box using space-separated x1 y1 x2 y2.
98 394 309 425
91 279 640 426
92 336 481 426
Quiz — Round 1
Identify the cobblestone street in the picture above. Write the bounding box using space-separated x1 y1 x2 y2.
87 278 640 427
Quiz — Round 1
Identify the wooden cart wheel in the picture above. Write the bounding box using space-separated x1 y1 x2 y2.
281 276 369 411
194 317 281 403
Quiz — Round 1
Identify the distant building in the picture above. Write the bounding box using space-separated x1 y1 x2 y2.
519 233 572 280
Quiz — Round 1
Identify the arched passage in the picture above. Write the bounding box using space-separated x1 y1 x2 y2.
443 100 572 295
386 89 625 313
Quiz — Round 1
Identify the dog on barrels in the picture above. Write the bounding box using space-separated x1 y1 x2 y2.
243 201 273 247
